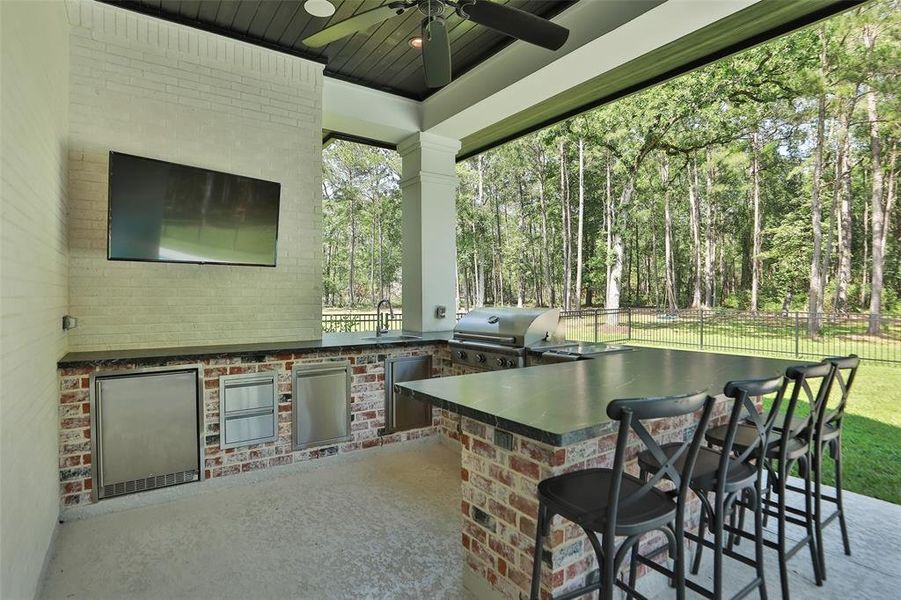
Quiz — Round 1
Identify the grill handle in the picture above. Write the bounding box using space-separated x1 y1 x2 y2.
454 332 517 344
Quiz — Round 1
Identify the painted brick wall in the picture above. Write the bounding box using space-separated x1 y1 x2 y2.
64 0 324 352
0 2 70 597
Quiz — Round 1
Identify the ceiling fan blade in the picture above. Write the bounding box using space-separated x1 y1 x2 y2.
422 17 451 88
303 4 407 48
462 1 569 51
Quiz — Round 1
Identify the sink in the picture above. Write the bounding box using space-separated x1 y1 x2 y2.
360 334 422 342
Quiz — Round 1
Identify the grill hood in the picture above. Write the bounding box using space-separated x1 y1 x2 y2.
453 307 561 348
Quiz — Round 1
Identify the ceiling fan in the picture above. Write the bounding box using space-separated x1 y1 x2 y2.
302 0 570 88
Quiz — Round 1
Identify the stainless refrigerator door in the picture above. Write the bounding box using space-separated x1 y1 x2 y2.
97 370 199 486
293 364 351 449
386 356 432 432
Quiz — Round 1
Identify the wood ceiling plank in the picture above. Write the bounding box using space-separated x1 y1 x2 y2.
197 0 222 22
245 0 282 38
229 0 261 33
211 0 241 27
262 0 304 42
178 0 203 20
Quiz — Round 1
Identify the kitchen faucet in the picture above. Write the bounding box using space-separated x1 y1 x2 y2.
376 299 394 336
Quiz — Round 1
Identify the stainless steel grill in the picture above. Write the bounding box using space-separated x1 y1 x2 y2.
450 307 561 371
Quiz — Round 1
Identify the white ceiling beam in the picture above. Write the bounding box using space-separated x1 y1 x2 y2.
422 0 761 141
321 78 420 146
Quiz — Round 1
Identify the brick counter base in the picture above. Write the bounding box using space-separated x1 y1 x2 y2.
458 397 735 599
58 343 459 506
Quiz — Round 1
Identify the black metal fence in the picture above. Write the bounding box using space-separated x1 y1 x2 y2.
558 308 901 364
322 308 901 364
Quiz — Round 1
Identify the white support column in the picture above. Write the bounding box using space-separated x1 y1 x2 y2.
397 132 461 332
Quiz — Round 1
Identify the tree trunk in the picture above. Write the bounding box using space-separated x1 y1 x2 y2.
560 140 572 311
475 156 485 307
835 104 854 313
688 156 703 308
537 161 553 307
864 24 885 334
808 35 827 336
704 147 716 308
575 138 586 310
605 151 613 306
750 131 762 313
348 192 356 308
661 156 677 313
606 176 635 324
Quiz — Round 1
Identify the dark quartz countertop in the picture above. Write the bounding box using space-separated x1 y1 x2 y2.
396 347 804 446
57 330 454 368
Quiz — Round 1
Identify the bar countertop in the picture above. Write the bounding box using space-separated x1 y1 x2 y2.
57 330 454 368
396 347 804 446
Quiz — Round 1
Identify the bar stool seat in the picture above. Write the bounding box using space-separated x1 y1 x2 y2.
538 468 677 537
638 445 756 493
706 424 808 460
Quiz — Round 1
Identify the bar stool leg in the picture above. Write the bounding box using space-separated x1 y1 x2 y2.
692 502 708 575
813 447 827 580
713 491 725 600
802 456 823 586
750 486 768 600
776 463 792 600
833 436 852 556
530 503 549 600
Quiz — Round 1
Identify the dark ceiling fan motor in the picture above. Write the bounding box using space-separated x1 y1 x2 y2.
303 0 570 89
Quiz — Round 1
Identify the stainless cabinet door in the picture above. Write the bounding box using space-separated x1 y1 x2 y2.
387 356 432 432
97 370 199 486
293 364 351 449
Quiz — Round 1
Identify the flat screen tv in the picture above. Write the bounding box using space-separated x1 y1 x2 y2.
108 152 281 267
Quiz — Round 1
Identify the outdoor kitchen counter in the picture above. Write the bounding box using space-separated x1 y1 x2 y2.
396 347 804 600
57 330 454 368
396 347 800 446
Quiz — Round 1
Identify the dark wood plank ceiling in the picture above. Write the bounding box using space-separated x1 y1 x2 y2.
106 0 577 99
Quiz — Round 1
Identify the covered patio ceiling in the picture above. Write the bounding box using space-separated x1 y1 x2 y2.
110 0 867 158
320 0 865 159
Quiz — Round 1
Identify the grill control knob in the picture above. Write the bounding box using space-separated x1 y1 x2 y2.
507 359 517 368
476 354 486 363
496 358 505 367
457 350 468 360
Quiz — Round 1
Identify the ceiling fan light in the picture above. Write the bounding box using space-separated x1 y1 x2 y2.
303 0 336 18
408 36 423 49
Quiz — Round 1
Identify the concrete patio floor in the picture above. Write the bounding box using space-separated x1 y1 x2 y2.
40 438 900 600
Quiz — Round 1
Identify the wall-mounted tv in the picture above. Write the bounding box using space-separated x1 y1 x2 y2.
108 152 281 267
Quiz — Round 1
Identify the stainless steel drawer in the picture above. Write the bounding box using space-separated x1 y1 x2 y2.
219 372 278 449
222 378 275 413
223 412 275 447
292 362 351 450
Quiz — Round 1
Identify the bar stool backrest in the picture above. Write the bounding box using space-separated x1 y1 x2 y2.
781 362 837 456
815 355 860 438
605 391 715 536
721 375 788 491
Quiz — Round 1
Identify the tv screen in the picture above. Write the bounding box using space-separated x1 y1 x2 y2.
108 152 280 267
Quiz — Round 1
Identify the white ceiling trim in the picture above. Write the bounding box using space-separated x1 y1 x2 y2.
422 0 761 141
320 0 763 151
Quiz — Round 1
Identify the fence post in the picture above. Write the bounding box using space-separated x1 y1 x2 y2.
594 309 599 343
627 308 632 341
699 309 705 349
794 312 800 357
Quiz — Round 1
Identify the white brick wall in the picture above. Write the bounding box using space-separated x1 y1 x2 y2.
65 0 325 351
0 2 70 597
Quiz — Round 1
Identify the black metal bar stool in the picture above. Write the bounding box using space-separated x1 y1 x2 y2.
637 375 787 600
528 391 715 600
804 355 859 579
705 362 837 600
